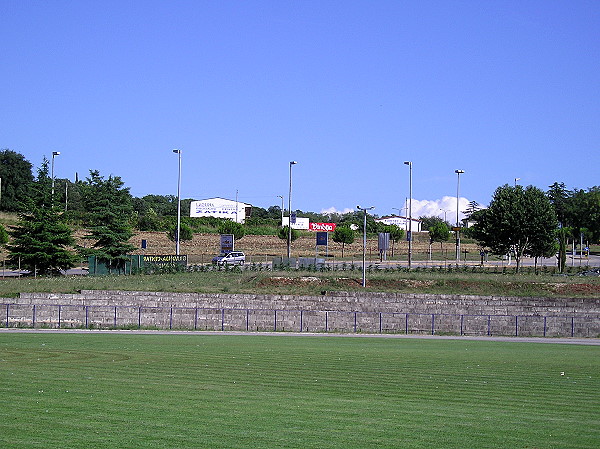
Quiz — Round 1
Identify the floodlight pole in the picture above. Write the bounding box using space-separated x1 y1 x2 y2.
51 151 60 203
357 205 375 287
404 161 412 269
455 169 464 263
287 161 297 259
277 195 284 225
173 149 182 255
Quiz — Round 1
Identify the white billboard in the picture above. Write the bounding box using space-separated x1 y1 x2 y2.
281 216 310 230
189 198 251 223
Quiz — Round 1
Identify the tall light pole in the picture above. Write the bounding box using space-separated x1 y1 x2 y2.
287 161 297 259
455 169 464 262
51 151 60 202
404 161 412 268
277 195 284 225
357 205 375 287
440 209 451 223
173 149 182 255
514 177 520 186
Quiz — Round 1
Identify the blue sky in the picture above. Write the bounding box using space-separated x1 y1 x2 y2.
2 0 599 220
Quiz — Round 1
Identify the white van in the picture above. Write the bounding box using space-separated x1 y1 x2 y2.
212 251 246 266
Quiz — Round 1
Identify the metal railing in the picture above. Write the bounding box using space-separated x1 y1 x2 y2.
2 303 598 338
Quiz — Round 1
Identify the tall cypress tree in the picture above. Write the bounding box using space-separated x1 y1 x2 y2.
80 170 136 274
7 158 77 275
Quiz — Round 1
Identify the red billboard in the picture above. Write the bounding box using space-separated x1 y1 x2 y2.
309 222 337 232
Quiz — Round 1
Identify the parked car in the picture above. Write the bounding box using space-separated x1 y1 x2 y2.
212 251 246 266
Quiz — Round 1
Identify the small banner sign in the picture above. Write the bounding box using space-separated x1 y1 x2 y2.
309 222 337 232
142 255 187 266
316 232 328 246
220 234 235 253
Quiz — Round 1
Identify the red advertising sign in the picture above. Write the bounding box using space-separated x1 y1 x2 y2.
309 222 337 232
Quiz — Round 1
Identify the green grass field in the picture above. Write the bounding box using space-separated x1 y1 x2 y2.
1 333 598 448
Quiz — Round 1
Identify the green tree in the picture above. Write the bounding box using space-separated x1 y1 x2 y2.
0 224 8 246
547 182 569 227
278 226 299 242
382 224 404 257
428 222 450 259
167 222 193 242
7 159 77 274
218 219 245 240
332 225 355 257
0 149 35 212
472 185 558 272
419 215 448 231
79 170 135 274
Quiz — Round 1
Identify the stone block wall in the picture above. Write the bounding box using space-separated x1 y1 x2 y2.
1 290 599 337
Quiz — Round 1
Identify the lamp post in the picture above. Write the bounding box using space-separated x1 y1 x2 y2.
277 195 284 225
404 161 412 269
287 161 297 259
173 149 182 256
440 209 451 223
51 151 60 202
357 205 375 287
455 169 464 262
514 177 520 186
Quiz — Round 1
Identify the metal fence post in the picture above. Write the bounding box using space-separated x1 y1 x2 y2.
33 304 36 328
543 316 547 337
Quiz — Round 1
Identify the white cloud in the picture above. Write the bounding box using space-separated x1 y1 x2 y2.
320 206 355 215
398 196 475 222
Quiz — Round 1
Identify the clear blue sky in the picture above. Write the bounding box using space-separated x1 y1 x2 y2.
2 0 599 220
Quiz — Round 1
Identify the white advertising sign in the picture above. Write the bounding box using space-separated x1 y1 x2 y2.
281 216 310 230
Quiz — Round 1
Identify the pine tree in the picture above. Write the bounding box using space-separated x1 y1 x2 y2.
7 159 77 275
80 170 135 274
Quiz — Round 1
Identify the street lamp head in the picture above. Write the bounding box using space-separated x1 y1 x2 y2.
455 169 464 174
173 149 181 154
290 161 297 165
404 161 412 166
52 151 60 156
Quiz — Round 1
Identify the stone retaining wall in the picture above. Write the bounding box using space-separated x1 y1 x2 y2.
1 290 599 337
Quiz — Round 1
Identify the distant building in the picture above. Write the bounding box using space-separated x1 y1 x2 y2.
376 215 422 232
189 197 252 223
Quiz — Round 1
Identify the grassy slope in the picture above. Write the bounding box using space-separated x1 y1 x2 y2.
0 270 599 299
1 333 598 448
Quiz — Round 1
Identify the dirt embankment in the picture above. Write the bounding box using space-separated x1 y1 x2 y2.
122 231 478 265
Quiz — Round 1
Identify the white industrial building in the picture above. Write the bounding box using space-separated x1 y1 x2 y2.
376 215 422 232
189 198 252 223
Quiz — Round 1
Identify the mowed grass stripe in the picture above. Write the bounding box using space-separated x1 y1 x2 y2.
0 333 598 449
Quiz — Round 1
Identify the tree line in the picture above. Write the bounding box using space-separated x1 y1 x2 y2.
1 149 598 274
